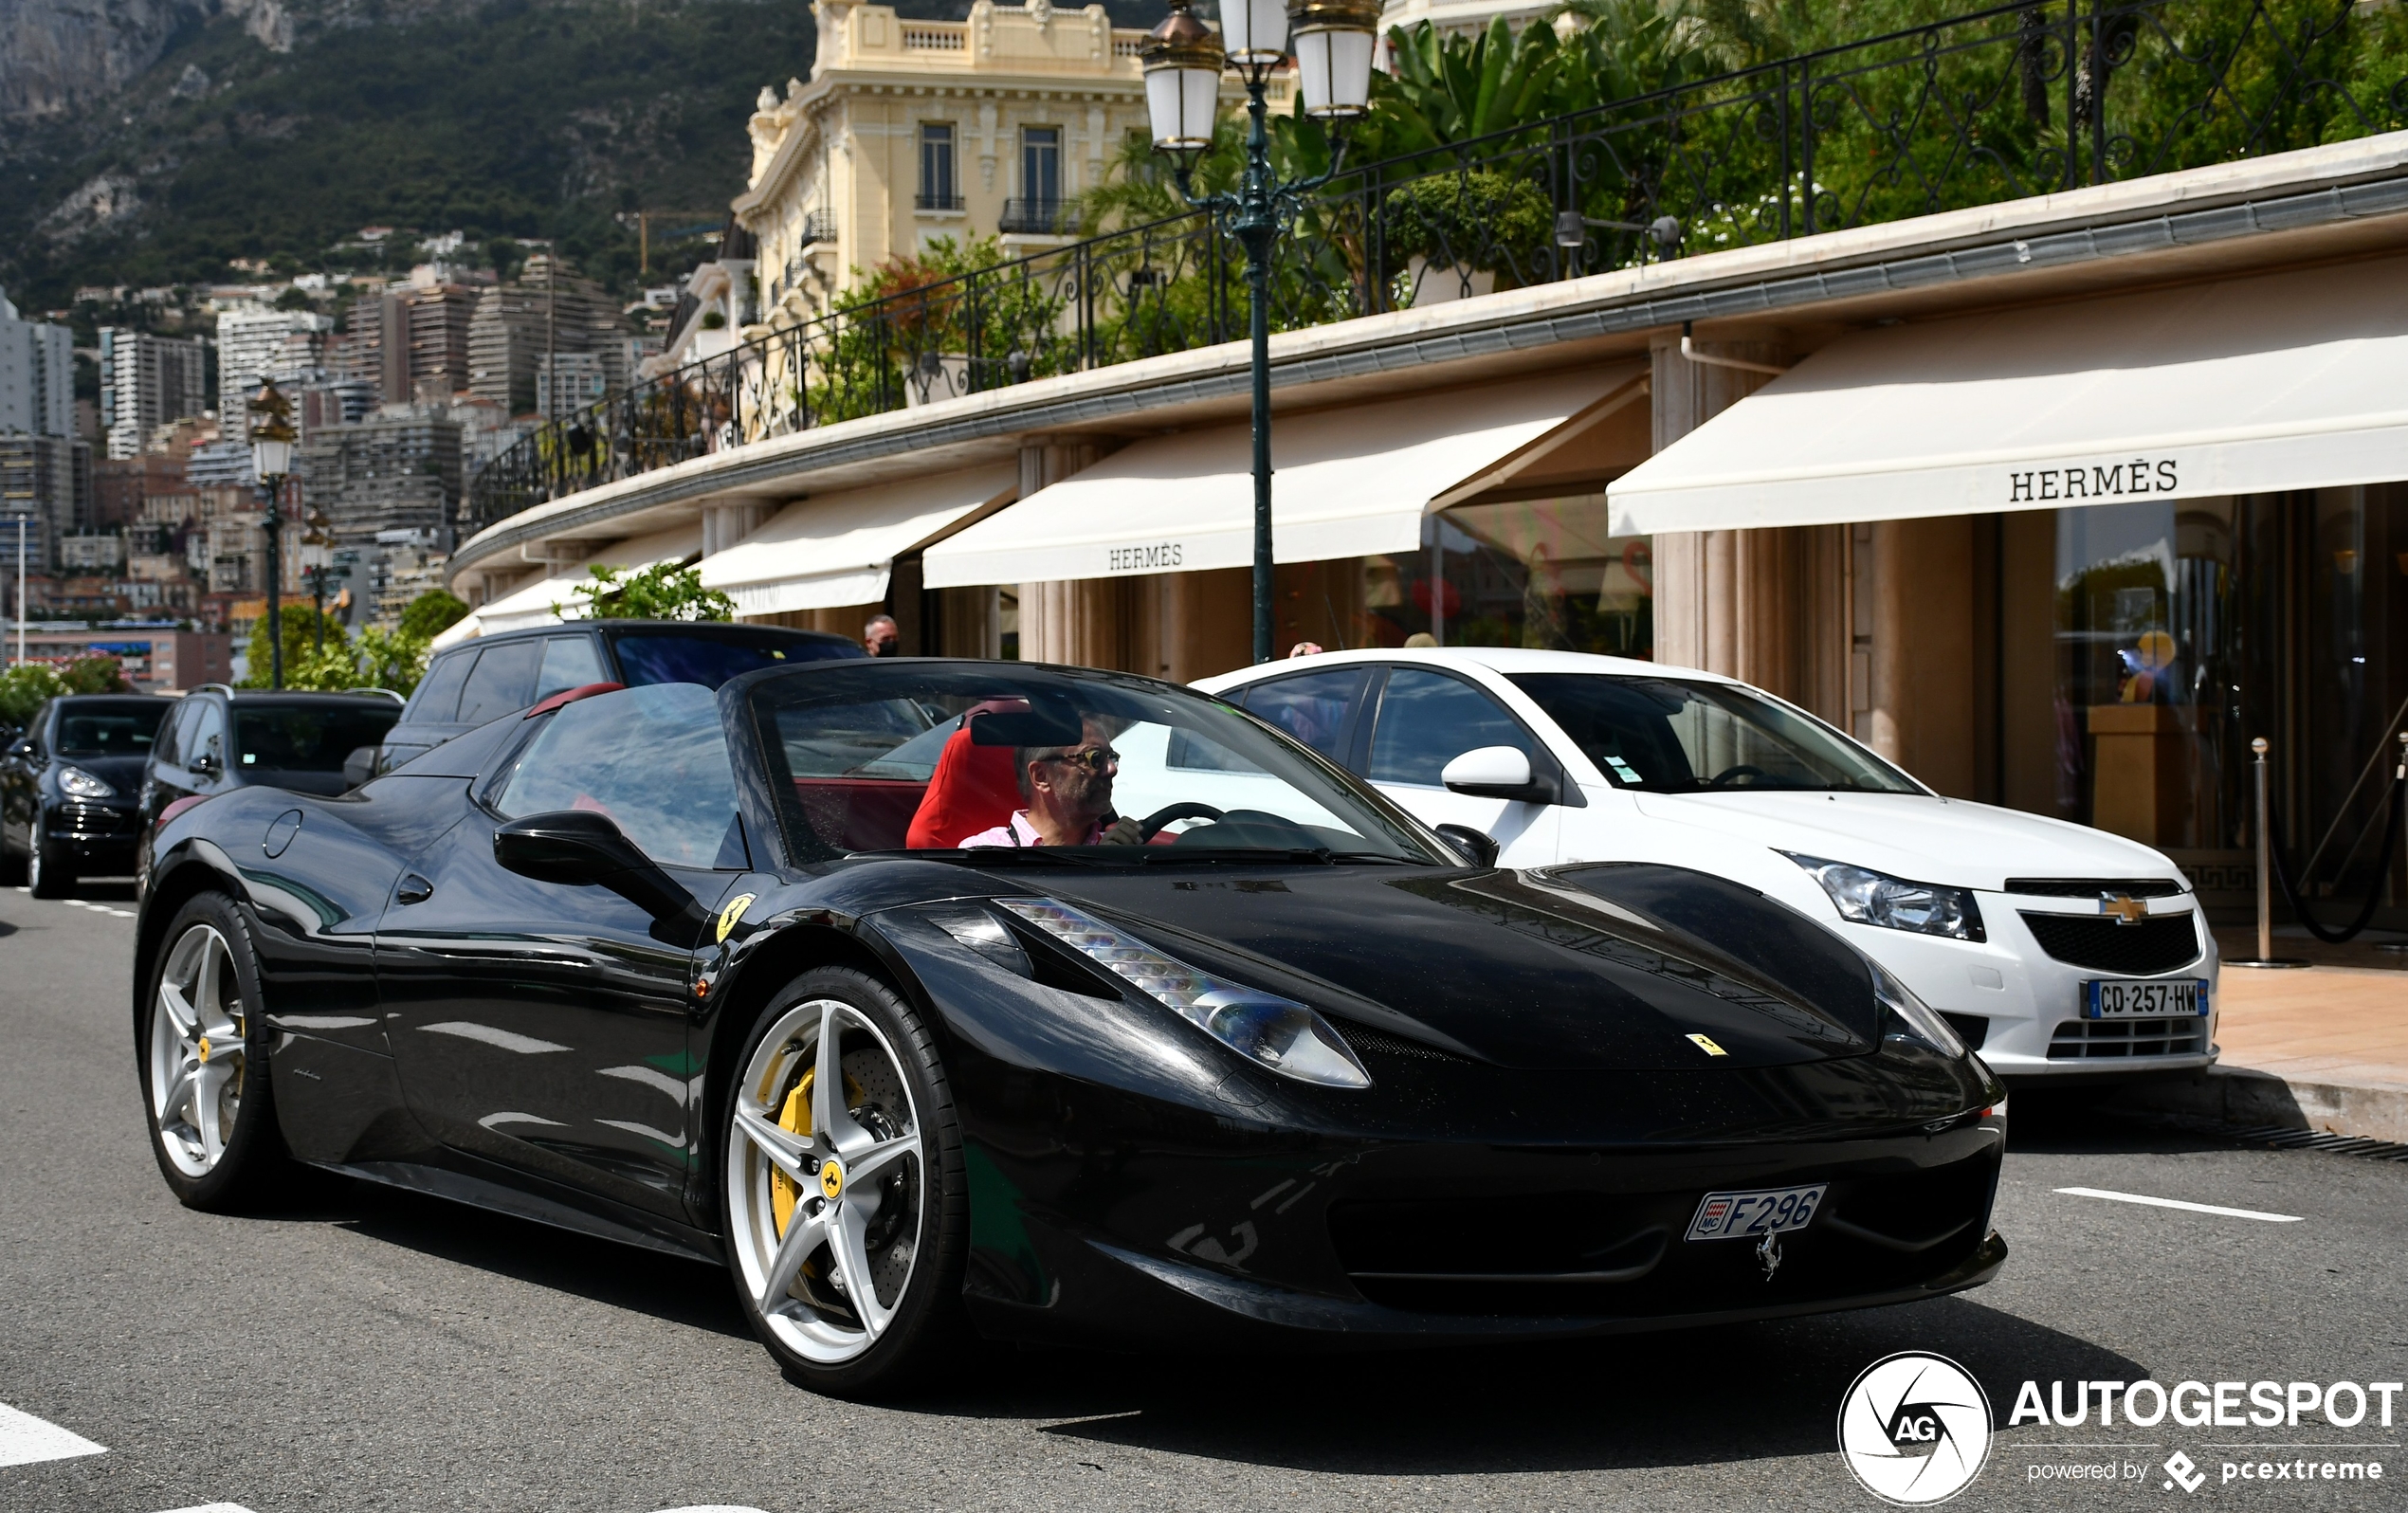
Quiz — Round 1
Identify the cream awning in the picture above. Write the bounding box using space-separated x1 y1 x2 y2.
1608 253 2408 536
699 465 1017 615
445 523 706 645
921 366 1646 589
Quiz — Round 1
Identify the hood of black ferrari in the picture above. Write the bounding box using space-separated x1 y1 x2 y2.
1032 862 1882 1072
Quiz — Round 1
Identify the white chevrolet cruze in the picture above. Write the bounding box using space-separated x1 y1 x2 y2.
1198 647 2217 1081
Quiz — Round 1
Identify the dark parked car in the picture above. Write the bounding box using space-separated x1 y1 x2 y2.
137 660 2006 1397
136 686 405 897
2 693 170 895
375 619 864 773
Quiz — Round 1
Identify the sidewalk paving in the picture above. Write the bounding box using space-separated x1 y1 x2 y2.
2113 951 2408 1143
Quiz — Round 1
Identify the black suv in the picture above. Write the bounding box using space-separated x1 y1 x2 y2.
136 686 405 895
2 694 170 895
375 619 864 772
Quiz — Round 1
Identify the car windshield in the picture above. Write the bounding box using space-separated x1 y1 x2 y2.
611 630 862 689
56 703 166 756
1506 673 1921 794
750 663 1443 865
234 704 401 773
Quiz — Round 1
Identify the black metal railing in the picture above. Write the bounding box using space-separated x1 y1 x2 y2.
465 0 2407 538
998 197 1080 235
916 191 966 212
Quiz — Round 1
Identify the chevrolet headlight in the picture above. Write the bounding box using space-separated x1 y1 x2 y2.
1784 853 1984 941
58 766 115 799
1869 959 1967 1058
996 898 1371 1089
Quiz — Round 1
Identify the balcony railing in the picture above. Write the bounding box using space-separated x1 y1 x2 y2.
916 191 966 212
998 197 1080 235
465 0 2408 540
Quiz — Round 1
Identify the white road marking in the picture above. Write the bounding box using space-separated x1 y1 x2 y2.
2055 1186 2304 1223
651 1506 771 1512
154 1504 259 1512
0 1401 106 1467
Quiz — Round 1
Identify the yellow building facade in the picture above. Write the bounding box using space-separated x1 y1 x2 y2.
736 0 1166 330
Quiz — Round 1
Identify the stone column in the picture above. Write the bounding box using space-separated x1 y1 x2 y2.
1648 327 1787 679
1014 435 1117 667
1870 515 1978 796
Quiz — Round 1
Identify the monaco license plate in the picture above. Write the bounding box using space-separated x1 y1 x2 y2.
1686 1184 1827 1242
2085 978 2210 1018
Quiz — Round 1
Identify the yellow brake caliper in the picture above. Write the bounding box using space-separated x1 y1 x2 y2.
769 1066 862 1239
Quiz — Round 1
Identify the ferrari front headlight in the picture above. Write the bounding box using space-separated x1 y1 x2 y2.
58 765 114 799
996 898 1372 1089
1869 958 1967 1058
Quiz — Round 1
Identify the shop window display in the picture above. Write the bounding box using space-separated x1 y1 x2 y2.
2052 487 2405 903
1358 496 1652 657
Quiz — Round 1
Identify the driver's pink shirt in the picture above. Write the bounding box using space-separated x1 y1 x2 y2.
959 810 1104 848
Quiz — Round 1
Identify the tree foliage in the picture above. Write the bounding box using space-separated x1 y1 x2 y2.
399 590 470 642
0 658 131 729
554 561 736 621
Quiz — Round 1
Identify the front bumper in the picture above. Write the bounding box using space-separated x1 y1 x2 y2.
1849 899 2218 1079
44 802 141 871
960 1117 2008 1349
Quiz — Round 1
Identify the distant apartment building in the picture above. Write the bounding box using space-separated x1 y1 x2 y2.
0 433 93 576
93 452 186 529
296 411 464 545
536 351 610 421
100 327 211 460
469 257 625 416
399 283 479 399
186 440 255 490
0 624 231 690
0 286 75 438
216 305 334 442
367 526 447 629
57 532 126 574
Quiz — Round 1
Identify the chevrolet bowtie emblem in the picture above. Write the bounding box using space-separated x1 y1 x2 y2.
2099 894 2148 925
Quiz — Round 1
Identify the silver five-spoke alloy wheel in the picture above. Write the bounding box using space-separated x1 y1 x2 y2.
725 997 925 1364
150 922 246 1176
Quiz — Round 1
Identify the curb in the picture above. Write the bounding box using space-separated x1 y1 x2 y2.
2109 1065 2408 1145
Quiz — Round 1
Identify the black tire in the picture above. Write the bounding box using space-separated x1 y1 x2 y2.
27 831 71 898
137 891 296 1211
0 834 23 886
720 965 971 1397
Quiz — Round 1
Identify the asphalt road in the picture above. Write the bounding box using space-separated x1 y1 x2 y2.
3 878 2404 1513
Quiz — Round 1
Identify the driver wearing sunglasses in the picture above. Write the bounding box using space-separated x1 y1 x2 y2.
960 716 1144 848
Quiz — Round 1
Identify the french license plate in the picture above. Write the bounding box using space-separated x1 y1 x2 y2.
1686 1183 1827 1242
2085 978 2210 1018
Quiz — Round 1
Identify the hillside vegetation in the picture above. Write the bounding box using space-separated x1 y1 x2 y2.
4 0 820 303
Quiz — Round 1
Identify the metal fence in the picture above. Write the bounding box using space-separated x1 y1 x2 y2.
465 0 2407 536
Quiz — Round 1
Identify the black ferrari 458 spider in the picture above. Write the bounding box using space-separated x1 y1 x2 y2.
135 659 2007 1395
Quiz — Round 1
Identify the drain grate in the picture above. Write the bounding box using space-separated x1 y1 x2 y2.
2216 1123 2408 1162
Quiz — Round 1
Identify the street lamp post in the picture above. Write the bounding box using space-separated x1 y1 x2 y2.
1142 0 1377 665
248 379 297 690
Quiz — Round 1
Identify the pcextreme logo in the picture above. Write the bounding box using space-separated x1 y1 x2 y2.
1838 1352 1995 1505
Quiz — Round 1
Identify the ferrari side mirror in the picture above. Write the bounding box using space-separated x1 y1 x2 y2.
1432 823 1499 868
495 810 709 946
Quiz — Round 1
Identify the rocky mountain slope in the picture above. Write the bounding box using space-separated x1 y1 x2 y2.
3 0 1170 307
1 0 818 303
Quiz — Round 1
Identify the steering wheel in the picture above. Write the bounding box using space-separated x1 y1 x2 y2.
1137 801 1224 841
1706 764 1767 788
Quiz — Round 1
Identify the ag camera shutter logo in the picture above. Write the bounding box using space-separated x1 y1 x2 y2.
1837 1352 1994 1504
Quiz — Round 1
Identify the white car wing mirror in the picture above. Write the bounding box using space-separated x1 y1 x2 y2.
1442 744 1552 802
